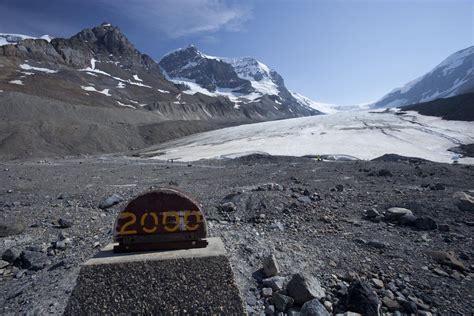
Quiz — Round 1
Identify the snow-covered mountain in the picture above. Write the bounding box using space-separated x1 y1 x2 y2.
0 33 52 46
159 46 327 114
373 46 474 108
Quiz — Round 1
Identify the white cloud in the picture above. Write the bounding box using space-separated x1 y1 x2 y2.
103 0 251 38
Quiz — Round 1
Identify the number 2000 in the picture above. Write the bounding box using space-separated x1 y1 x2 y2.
117 210 202 236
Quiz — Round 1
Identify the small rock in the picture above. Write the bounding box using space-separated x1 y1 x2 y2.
263 254 280 277
398 213 417 226
219 202 237 213
287 273 325 305
372 278 384 289
93 242 101 248
98 194 123 210
263 276 286 291
364 208 380 219
453 191 474 212
323 301 332 313
367 240 387 249
0 260 9 269
335 184 344 192
262 287 273 297
0 221 26 237
432 268 449 277
382 297 400 311
264 304 275 315
300 299 330 316
54 240 67 250
58 218 73 228
414 216 437 231
385 207 413 222
273 293 294 312
430 183 445 190
345 281 380 316
2 248 20 263
426 250 465 271
297 196 312 204
19 250 47 271
400 300 418 314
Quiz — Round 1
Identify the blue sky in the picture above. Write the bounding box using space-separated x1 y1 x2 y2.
0 0 472 105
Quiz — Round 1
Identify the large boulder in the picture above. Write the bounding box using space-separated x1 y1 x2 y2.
345 281 380 316
453 191 474 212
300 299 330 316
287 273 325 305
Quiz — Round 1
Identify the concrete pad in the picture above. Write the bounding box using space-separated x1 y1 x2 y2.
64 237 245 315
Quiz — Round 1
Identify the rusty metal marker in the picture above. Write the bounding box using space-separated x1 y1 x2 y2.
113 188 208 253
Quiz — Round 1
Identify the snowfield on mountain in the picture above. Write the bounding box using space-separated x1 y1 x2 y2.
142 109 474 164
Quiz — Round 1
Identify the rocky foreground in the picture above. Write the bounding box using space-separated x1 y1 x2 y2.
0 154 473 315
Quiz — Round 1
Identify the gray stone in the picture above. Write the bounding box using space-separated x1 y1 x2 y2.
273 293 294 312
0 260 9 268
262 287 273 297
414 216 437 231
453 191 474 212
364 208 380 219
297 196 312 204
0 220 26 237
426 250 465 271
367 240 387 249
385 207 413 222
98 194 123 210
58 218 73 228
286 273 325 305
20 250 47 271
263 254 280 277
2 248 21 263
265 304 275 315
382 297 400 311
219 202 237 213
398 213 417 226
263 276 286 291
345 281 380 316
300 299 330 316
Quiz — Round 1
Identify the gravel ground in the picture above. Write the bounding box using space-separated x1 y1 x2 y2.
0 154 473 315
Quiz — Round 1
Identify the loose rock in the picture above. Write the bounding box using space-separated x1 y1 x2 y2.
0 220 26 237
287 273 326 305
263 276 286 291
263 254 280 277
345 281 380 316
98 194 123 210
273 293 294 312
426 250 465 271
385 207 413 222
300 299 330 316
453 191 474 212
414 216 437 231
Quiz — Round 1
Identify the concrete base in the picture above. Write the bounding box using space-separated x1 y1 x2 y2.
64 237 245 315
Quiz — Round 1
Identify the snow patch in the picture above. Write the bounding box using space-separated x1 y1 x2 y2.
20 64 58 74
9 80 23 85
157 89 170 94
133 74 142 82
116 101 136 109
81 86 111 96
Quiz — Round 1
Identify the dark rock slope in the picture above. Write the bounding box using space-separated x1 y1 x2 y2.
0 23 317 160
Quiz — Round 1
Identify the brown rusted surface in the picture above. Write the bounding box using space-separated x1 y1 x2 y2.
113 188 208 252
